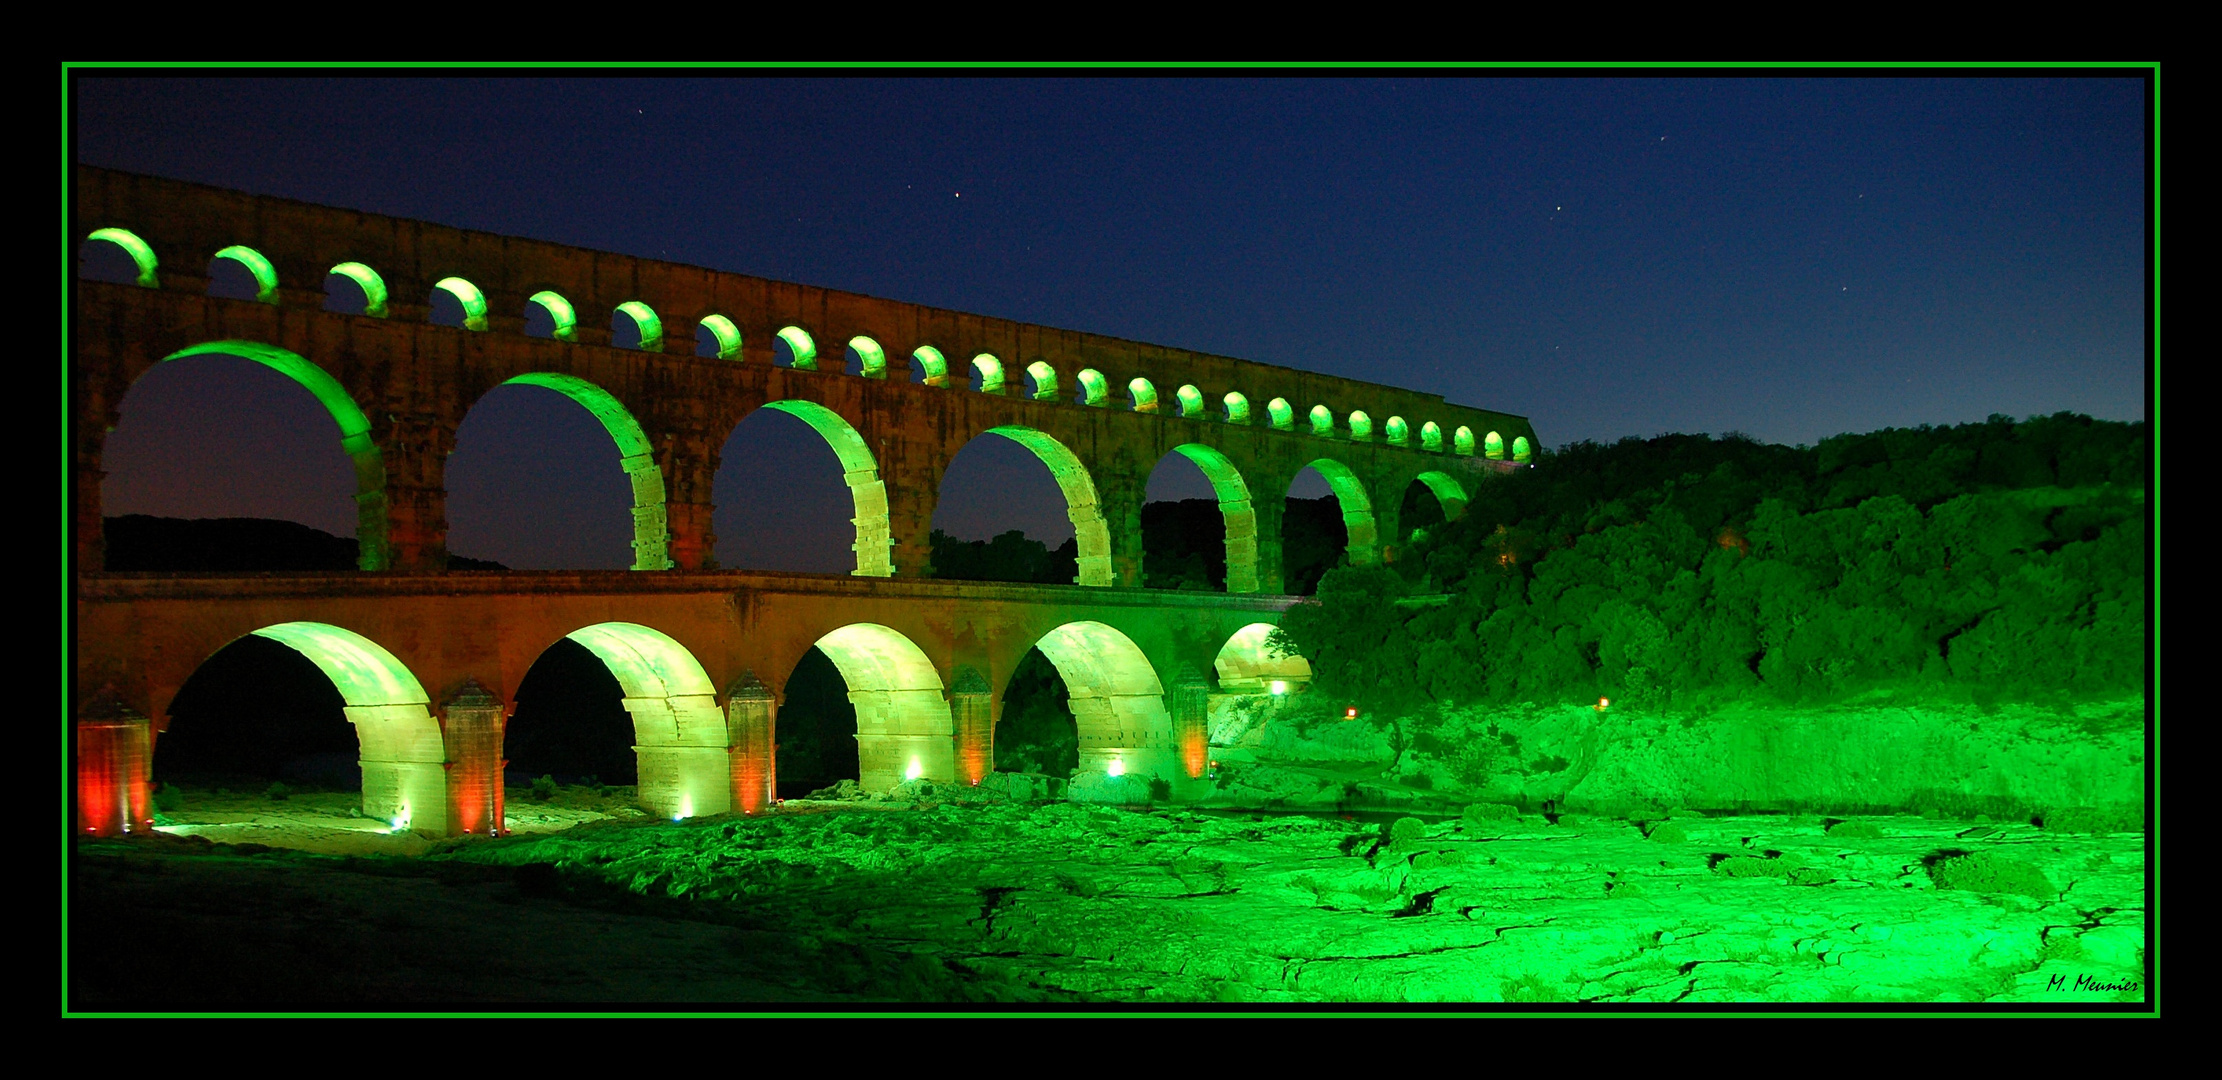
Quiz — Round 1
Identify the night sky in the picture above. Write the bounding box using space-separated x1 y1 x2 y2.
75 75 2150 573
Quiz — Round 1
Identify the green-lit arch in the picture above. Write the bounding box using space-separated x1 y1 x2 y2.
1224 392 1251 424
981 426 1113 586
1420 421 1444 452
561 622 725 819
1268 398 1295 431
1026 360 1059 400
500 372 670 570
615 301 663 352
972 354 1006 394
700 315 743 360
1176 385 1205 418
433 277 488 332
211 245 279 305
753 400 894 577
327 262 388 318
1512 435 1533 462
1385 416 1410 445
527 290 578 342
777 325 818 370
1214 622 1313 692
1130 378 1159 413
1077 368 1108 406
812 623 952 790
913 345 949 385
1168 443 1262 593
239 622 439 832
86 227 158 288
1413 470 1469 522
1299 457 1380 567
1484 430 1505 459
157 341 388 571
1454 425 1476 456
1348 411 1374 441
1030 621 1174 784
850 336 887 378
1308 404 1334 436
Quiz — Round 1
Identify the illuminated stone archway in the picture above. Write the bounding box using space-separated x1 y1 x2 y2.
177 622 444 833
810 623 952 791
1299 458 1380 568
966 426 1114 586
1030 621 1176 782
561 623 727 818
1214 622 1314 694
143 341 389 570
1164 443 1263 594
495 372 671 570
1411 470 1469 523
747 401 893 577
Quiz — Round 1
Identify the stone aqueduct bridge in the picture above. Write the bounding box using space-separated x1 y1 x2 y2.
69 166 1541 836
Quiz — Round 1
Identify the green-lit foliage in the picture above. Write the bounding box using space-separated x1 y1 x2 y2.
1078 368 1108 406
87 227 159 287
1826 820 1885 839
700 315 743 360
849 336 887 378
433 277 489 331
1268 417 2148 716
527 291 578 341
1348 411 1373 440
503 372 670 570
1309 404 1334 436
1268 398 1295 430
328 262 388 317
1926 850 2056 899
928 529 1077 584
1385 416 1409 445
615 301 663 352
1130 378 1158 413
913 345 948 384
1224 392 1250 424
1420 422 1443 452
212 245 279 304
1177 385 1205 418
777 325 817 369
1455 426 1476 456
1513 436 1532 462
1026 360 1058 400
1645 821 1689 843
1485 430 1506 459
972 354 1005 394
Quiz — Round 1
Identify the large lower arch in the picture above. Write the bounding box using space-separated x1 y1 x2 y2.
753 400 894 576
978 426 1114 586
1411 470 1470 523
499 372 671 570
1300 458 1381 568
157 341 389 570
1167 443 1262 593
562 623 726 818
1030 622 1176 782
811 623 952 791
1214 622 1314 693
225 622 442 833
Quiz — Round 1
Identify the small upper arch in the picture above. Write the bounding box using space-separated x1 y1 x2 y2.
211 245 279 305
614 301 664 352
1267 398 1295 431
698 315 743 360
1420 421 1444 452
431 277 489 331
1454 425 1476 456
526 291 579 342
849 336 888 378
1176 385 1205 419
775 325 818 369
325 262 388 318
1224 392 1251 424
971 353 1006 394
1385 416 1409 445
1026 360 1059 400
82 227 159 288
1308 404 1335 436
1348 410 1374 441
1129 377 1159 413
1484 430 1505 459
912 344 949 384
1077 368 1109 406
1512 435 1533 462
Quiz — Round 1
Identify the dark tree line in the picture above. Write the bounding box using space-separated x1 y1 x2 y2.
1273 413 2149 713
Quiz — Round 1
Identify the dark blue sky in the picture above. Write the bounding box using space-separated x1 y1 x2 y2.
77 75 2150 572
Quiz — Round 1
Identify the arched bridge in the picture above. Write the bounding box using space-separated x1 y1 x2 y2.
69 166 1541 836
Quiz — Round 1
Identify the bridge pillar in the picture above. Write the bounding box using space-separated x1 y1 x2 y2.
884 460 939 578
74 688 153 838
1253 497 1288 595
439 679 507 838
853 688 956 791
951 666 993 786
1101 477 1147 588
659 432 718 571
726 672 776 815
629 693 731 818
375 413 454 573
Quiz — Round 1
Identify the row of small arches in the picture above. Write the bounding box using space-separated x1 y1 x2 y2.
82 228 1533 460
